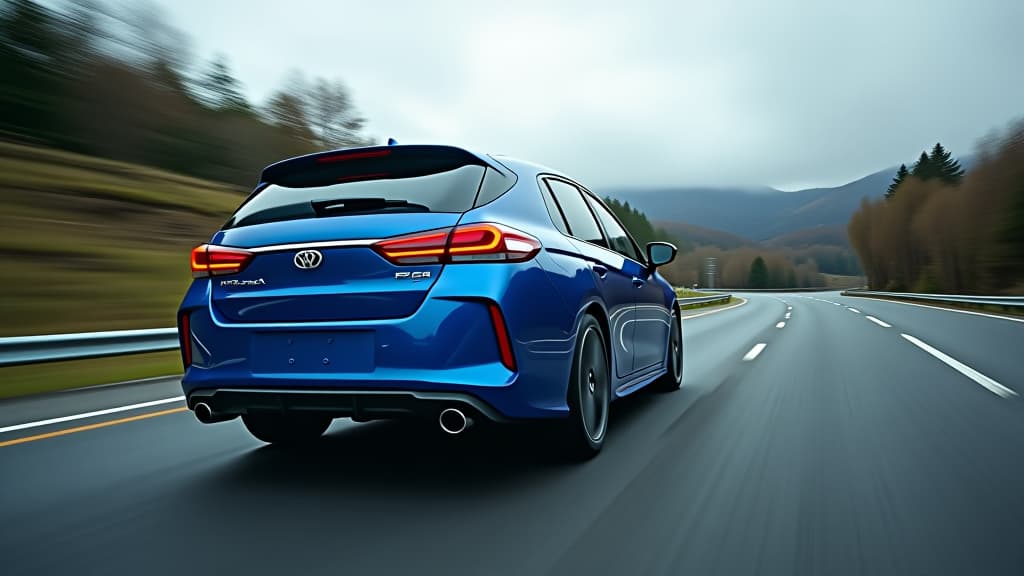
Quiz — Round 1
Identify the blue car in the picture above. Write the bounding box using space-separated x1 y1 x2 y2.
177 144 681 458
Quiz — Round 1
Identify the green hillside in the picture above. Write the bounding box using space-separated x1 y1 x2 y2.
0 142 245 337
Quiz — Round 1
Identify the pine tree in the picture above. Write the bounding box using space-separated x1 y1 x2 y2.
885 163 909 199
929 142 965 185
911 151 934 181
749 256 768 289
198 55 249 112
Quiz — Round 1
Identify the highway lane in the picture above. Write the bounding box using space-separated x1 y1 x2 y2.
2 293 1023 575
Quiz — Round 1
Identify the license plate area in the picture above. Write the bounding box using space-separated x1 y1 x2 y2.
251 331 375 373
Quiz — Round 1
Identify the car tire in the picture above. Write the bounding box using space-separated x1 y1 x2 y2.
653 308 683 392
242 413 332 446
561 314 610 460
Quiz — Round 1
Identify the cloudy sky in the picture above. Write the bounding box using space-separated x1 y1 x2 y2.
152 0 1021 190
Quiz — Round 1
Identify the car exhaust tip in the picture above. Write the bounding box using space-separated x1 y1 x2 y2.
439 407 472 434
193 402 235 424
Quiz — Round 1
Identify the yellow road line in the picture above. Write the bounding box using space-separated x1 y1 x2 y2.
0 406 188 448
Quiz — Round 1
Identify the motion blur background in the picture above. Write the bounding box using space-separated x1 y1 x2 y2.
1 0 1022 394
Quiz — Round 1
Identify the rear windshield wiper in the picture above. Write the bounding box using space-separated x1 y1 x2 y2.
310 197 430 216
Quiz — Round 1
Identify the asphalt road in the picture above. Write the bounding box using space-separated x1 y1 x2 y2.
2 293 1023 576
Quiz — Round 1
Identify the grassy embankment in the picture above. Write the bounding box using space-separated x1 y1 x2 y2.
0 142 246 398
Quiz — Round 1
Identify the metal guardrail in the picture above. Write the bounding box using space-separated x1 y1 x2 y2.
677 293 733 307
717 287 841 293
0 328 178 368
842 290 1024 308
0 294 735 367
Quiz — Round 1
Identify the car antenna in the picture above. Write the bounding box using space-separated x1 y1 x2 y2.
387 138 399 146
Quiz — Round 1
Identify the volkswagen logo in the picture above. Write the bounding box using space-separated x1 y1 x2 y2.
293 250 323 270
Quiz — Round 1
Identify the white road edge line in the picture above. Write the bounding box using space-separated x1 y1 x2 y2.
743 343 767 361
776 321 786 328
900 334 1017 398
682 297 748 320
0 396 186 434
865 316 891 328
848 308 861 314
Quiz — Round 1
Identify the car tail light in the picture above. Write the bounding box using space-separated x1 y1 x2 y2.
190 244 254 278
179 312 192 367
373 229 451 264
488 302 517 371
373 223 541 265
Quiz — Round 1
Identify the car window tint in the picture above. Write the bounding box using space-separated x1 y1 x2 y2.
546 180 605 246
540 183 570 234
586 195 642 262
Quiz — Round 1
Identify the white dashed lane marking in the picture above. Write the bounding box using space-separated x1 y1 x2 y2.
743 343 767 361
866 316 891 328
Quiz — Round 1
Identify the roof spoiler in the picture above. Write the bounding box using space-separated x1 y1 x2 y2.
258 145 505 188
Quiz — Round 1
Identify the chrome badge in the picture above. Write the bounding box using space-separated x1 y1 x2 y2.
395 271 431 280
294 250 323 270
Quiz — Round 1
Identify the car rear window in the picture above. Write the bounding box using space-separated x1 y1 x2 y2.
225 165 486 229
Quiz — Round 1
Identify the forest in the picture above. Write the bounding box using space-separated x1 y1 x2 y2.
849 124 1024 294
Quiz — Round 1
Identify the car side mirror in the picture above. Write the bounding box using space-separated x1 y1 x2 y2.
646 242 677 268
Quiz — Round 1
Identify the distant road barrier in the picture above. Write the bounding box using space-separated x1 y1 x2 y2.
0 295 735 368
677 294 733 307
0 328 178 368
718 287 843 293
842 289 1024 309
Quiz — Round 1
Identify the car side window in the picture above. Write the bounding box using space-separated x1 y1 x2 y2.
585 196 643 262
546 180 606 247
539 181 570 234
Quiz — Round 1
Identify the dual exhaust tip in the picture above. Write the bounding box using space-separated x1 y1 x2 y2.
194 402 474 433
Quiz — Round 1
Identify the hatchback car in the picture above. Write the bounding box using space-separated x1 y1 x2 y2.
177 144 681 458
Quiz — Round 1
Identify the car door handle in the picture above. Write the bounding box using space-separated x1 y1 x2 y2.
592 264 608 279
632 276 645 287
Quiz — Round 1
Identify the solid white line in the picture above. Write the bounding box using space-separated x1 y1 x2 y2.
848 308 861 314
847 297 1024 324
776 321 786 328
865 316 892 328
743 343 767 361
681 297 748 319
0 396 186 434
900 334 1017 398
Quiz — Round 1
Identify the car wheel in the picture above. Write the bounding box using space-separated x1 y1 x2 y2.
653 308 683 391
562 314 610 460
242 413 332 446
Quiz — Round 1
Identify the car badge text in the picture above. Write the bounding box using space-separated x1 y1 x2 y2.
395 271 431 280
220 278 266 287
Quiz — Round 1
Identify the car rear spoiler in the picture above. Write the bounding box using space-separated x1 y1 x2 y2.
258 145 507 189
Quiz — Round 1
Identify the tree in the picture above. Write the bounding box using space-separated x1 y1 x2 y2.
265 88 314 142
748 256 768 288
885 163 909 199
929 142 965 185
307 77 366 148
911 151 934 181
197 55 249 112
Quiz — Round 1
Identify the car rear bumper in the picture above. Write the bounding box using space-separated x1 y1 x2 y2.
187 387 507 422
178 259 581 420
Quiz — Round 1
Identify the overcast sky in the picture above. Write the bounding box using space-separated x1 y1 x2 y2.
151 0 1022 190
